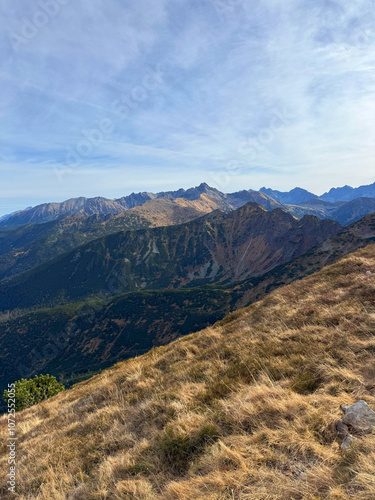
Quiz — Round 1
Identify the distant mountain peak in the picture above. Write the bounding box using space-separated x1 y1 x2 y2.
320 182 375 202
188 182 220 194
259 187 318 204
290 187 310 193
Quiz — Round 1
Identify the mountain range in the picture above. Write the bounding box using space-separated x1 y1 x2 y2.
321 181 375 202
260 181 375 203
1 182 375 285
1 181 375 230
0 179 375 396
0 203 341 312
0 198 210 281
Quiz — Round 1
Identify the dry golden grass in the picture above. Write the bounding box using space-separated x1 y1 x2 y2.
1 245 375 499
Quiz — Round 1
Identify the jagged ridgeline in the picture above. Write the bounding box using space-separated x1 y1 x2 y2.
0 200 208 281
1 183 375 286
2 182 375 230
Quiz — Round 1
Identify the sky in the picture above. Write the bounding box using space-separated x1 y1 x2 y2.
0 0 375 215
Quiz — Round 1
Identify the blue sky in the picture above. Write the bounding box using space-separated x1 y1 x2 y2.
0 0 375 215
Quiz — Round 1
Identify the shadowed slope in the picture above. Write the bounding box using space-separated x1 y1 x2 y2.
235 211 375 307
0 203 340 311
0 198 208 280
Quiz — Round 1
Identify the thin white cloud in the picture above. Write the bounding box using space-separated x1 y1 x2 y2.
0 0 374 214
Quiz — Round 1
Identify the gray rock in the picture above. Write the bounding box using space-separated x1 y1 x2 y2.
341 400 375 434
335 419 349 440
341 434 355 450
335 419 355 450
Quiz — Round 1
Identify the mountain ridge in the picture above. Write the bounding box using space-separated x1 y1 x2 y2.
0 202 341 312
321 181 375 202
2 180 375 230
259 186 318 204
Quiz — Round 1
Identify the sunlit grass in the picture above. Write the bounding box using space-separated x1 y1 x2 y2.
1 245 375 499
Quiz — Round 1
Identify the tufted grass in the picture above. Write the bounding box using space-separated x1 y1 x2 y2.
1 245 375 499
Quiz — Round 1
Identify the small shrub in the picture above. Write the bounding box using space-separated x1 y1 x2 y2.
3 374 65 411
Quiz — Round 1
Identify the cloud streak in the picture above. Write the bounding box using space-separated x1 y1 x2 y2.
0 0 374 214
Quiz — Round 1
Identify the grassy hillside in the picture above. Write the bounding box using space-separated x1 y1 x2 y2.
1 245 374 499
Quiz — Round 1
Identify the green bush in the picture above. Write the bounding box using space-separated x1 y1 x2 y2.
3 374 65 411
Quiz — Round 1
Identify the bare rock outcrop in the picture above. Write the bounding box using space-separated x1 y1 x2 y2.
336 401 375 449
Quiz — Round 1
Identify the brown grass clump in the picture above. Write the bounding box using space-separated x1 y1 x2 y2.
1 244 375 499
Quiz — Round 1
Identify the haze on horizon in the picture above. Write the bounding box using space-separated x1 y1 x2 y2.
1 0 375 216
